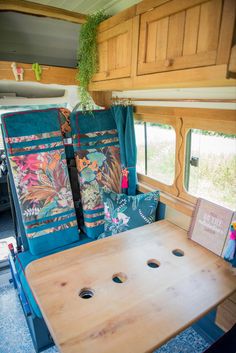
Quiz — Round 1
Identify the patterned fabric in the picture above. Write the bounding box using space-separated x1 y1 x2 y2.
70 109 122 238
101 189 160 237
112 105 137 195
2 108 79 255
58 107 74 158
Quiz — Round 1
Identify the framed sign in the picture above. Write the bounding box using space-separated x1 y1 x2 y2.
188 198 235 256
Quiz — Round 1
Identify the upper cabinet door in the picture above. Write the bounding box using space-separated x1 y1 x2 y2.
93 18 133 81
138 0 223 75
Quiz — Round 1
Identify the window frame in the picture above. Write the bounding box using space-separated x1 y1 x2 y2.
135 113 179 196
135 106 236 213
178 116 236 205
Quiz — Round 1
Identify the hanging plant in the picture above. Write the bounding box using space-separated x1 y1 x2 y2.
77 11 109 110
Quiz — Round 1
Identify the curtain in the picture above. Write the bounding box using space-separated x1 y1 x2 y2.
112 105 137 195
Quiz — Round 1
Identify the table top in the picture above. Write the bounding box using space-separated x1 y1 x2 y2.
26 220 236 353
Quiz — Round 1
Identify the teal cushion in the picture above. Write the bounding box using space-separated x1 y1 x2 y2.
101 189 160 237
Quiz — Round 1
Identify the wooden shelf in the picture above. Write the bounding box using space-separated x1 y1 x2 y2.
0 61 78 86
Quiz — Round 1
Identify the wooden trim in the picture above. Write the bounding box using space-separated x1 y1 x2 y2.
131 16 140 81
135 105 236 121
138 173 178 196
137 181 195 217
182 118 236 135
133 65 235 89
135 113 178 125
0 61 77 85
97 19 132 43
113 97 236 103
138 0 207 23
89 77 133 91
228 45 236 73
90 65 236 91
138 51 217 76
135 114 180 198
98 5 137 32
90 91 112 108
177 116 236 204
93 67 131 82
216 0 236 65
136 0 171 15
0 0 86 24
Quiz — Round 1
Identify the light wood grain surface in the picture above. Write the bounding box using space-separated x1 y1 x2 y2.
0 61 77 85
26 220 236 353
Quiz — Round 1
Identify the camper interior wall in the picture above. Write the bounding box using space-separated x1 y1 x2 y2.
113 87 236 230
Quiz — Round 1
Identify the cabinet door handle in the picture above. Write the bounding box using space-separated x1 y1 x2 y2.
164 59 173 67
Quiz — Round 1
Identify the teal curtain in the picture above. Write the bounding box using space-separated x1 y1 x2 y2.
112 105 137 195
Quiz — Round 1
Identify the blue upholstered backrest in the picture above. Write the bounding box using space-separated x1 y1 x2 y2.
2 108 80 255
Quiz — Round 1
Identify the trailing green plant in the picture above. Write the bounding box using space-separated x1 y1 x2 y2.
77 11 109 110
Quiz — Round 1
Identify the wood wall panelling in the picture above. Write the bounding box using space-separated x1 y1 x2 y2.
0 61 77 85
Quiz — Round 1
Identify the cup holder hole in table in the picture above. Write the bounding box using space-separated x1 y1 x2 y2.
147 259 160 268
79 288 94 299
172 249 184 257
112 272 127 283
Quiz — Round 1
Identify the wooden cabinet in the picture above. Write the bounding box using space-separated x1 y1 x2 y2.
138 0 224 75
90 0 236 90
92 18 134 81
215 292 236 331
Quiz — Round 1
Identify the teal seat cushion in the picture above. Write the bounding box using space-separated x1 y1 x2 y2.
100 189 160 237
15 234 93 318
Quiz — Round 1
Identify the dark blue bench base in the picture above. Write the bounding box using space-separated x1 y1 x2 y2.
9 234 93 352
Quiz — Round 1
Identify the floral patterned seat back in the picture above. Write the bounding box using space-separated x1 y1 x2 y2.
70 109 122 239
2 108 79 255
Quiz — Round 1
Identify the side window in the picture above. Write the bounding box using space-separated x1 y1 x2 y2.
135 121 146 175
184 129 236 210
135 121 176 185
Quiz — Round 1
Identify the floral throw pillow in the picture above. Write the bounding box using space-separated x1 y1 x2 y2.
101 189 160 237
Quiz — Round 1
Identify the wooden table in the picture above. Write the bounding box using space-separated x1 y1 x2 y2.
26 220 236 353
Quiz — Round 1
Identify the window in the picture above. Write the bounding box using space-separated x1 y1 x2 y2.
135 121 176 185
134 121 145 175
185 129 236 210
